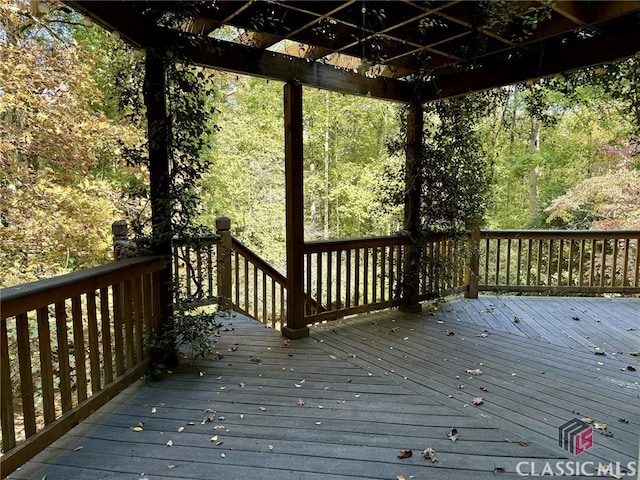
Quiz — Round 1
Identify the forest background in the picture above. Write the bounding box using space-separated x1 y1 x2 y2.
1 0 639 288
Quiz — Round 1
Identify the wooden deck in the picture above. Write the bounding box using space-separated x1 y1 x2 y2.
8 295 639 480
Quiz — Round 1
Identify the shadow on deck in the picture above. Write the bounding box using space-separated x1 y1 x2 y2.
9 295 639 480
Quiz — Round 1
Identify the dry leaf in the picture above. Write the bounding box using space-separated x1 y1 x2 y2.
473 397 484 405
315 421 322 425
268 444 274 451
390 327 400 333
74 446 83 451
396 476 406 480
239 382 246 388
295 383 303 388
297 399 305 406
177 426 184 432
629 352 640 356
626 365 637 372
397 449 413 459
479 386 488 391
329 354 338 360
466 368 482 375
151 407 157 414
581 417 594 424
518 441 529 447
448 428 459 442
446 330 455 336
215 441 224 446
572 316 580 321
594 422 607 431
494 466 505 473
259 406 267 411
166 440 173 447
131 423 144 432
211 435 218 442
249 357 262 363
513 316 521 323
422 448 437 462
167 464 176 469
220 453 226 458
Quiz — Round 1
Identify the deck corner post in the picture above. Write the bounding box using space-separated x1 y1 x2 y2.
400 102 423 313
283 80 309 338
465 227 481 298
216 216 233 306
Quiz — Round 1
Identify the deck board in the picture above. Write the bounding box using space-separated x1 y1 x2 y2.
8 295 639 480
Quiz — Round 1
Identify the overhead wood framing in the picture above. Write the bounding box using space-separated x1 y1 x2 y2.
66 1 640 104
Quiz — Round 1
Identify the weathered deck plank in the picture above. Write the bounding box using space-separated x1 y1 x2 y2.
8 295 639 480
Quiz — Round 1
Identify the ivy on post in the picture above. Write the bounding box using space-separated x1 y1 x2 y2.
282 80 308 339
400 102 424 312
144 50 173 332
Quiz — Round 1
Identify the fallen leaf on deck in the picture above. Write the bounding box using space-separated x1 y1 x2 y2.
168 464 176 469
390 327 400 333
485 307 495 313
315 421 322 425
397 450 413 459
437 320 444 324
458 384 465 389
473 397 484 405
479 386 488 392
249 357 262 363
446 330 455 336
74 446 83 451
594 422 607 431
151 407 157 414
494 466 506 473
297 399 305 406
629 352 640 356
131 424 144 432
618 418 629 423
215 441 224 446
329 354 338 360
422 448 437 462
259 407 267 411
220 453 226 458
268 444 274 451
594 351 606 356
199 371 205 377
626 365 637 372
518 441 529 447
177 426 184 432
466 369 482 375
239 382 246 388
166 440 173 447
213 425 226 430
513 316 521 323
581 417 594 424
228 345 238 352
448 428 459 441
572 316 580 321
295 383 303 388
396 476 406 480
202 409 216 424
211 435 218 442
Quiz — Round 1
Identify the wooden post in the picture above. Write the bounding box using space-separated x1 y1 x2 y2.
216 217 232 306
112 220 129 261
144 51 173 326
400 102 423 312
465 227 481 298
282 81 308 338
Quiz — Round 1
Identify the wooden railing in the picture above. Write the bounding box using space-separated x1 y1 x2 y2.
303 236 410 323
475 230 640 294
230 237 287 328
417 234 469 300
172 234 220 306
0 256 167 476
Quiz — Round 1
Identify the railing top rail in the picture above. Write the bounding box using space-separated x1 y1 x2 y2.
304 235 411 253
231 237 287 287
479 230 640 240
1 255 166 319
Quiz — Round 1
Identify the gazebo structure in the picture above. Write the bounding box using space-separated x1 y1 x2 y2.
1 1 640 477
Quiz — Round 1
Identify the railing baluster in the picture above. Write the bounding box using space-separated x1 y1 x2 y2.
484 239 490 286
379 246 386 300
112 284 125 377
317 252 323 309
495 239 501 286
16 313 36 438
568 239 575 286
526 239 533 286
363 248 369 305
634 238 640 287
1 317 16 451
271 280 276 328
387 245 393 300
122 281 135 370
611 238 619 287
371 247 377 303
621 238 630 287
253 264 258 320
336 250 342 309
516 239 522 285
327 250 333 309
262 270 267 323
99 287 113 385
589 239 596 287
306 252 312 314
133 277 144 362
86 293 101 394
55 301 72 412
71 296 87 403
244 257 249 313
37 306 56 424
505 238 511 286
556 239 563 286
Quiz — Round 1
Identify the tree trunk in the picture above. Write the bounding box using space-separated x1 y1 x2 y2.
528 118 540 222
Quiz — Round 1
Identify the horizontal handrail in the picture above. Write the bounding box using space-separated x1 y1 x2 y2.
1 256 167 476
304 235 410 253
480 230 640 240
232 238 287 287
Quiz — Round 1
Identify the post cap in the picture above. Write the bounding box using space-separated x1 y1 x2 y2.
216 216 231 231
112 220 128 237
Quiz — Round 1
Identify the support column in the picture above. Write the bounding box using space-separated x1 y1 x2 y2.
282 81 308 338
144 51 173 329
216 217 232 306
401 102 423 312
